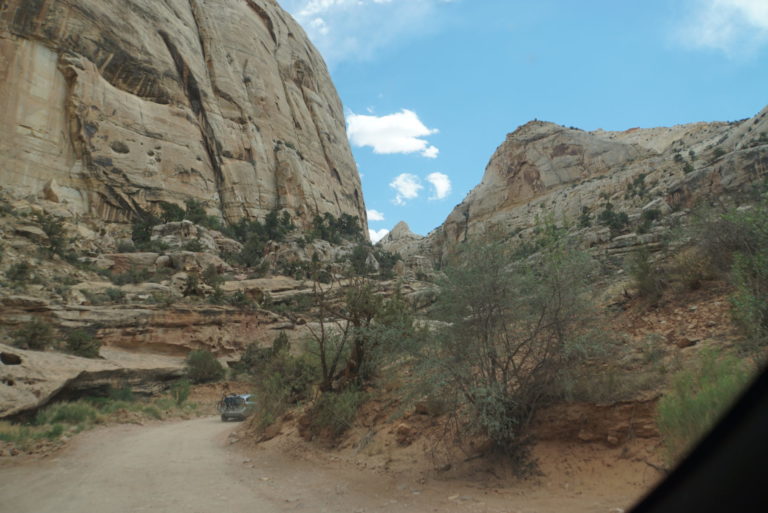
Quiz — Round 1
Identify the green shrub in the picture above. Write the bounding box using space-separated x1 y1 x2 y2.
106 287 126 303
657 350 752 463
598 203 629 237
412 237 596 466
116 241 137 253
578 206 592 228
37 212 68 256
11 318 56 350
108 386 134 402
182 239 205 252
170 379 191 406
109 266 151 285
186 349 225 383
628 248 665 303
158 201 185 223
6 261 32 284
35 400 101 426
308 387 365 439
202 264 223 288
142 405 163 420
64 328 102 358
249 345 318 432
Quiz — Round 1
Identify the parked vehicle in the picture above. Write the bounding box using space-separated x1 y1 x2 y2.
218 393 255 422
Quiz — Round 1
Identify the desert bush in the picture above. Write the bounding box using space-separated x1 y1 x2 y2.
105 287 126 303
691 196 768 346
64 328 101 358
250 343 319 432
667 247 715 291
11 318 56 351
6 261 32 284
627 248 665 303
186 349 225 383
413 236 596 466
182 239 205 252
373 248 400 280
308 387 366 439
598 202 629 237
0 421 64 448
170 379 191 406
657 350 752 463
202 264 223 288
109 266 151 286
309 212 363 244
184 199 223 231
108 386 134 402
349 243 372 276
35 400 101 426
727 203 768 347
37 212 68 256
158 201 185 223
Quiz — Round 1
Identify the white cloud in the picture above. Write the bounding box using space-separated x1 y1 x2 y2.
426 172 452 200
369 228 390 243
347 109 439 158
678 0 768 54
367 209 385 221
390 173 423 205
282 0 454 67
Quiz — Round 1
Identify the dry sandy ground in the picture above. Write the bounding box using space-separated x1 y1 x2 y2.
0 417 659 513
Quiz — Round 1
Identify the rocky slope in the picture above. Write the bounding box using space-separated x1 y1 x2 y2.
0 0 365 227
384 106 768 263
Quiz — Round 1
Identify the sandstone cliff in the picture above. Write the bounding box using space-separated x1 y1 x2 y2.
396 107 768 263
0 0 365 227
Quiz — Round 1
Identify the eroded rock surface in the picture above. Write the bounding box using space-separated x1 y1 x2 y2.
406 107 768 263
0 343 185 418
0 0 365 227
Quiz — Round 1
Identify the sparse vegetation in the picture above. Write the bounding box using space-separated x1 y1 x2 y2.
308 387 366 439
411 236 596 468
64 328 102 358
627 248 665 303
6 261 33 285
185 349 225 383
657 350 753 463
11 318 56 351
597 202 629 237
170 379 191 406
309 212 363 244
36 212 68 256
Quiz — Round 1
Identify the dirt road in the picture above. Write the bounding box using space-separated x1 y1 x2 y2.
0 417 274 513
0 417 654 513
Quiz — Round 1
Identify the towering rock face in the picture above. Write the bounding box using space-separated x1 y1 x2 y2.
0 0 366 227
424 107 768 262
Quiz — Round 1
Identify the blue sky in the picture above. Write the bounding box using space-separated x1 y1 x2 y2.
281 0 768 241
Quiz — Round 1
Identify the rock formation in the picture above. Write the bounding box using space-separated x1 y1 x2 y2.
0 342 185 418
0 0 365 227
403 106 768 263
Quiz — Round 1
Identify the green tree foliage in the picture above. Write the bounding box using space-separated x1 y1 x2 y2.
306 279 414 392
597 202 629 237
692 193 768 347
64 328 102 358
185 349 225 383
11 318 56 351
158 201 185 223
726 198 768 346
6 261 32 284
170 379 191 406
414 237 595 465
657 350 752 463
628 248 665 303
310 213 363 244
36 212 68 256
